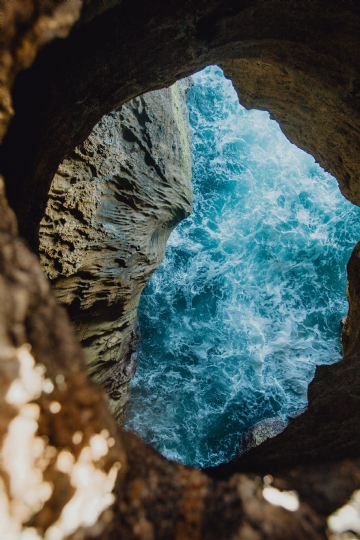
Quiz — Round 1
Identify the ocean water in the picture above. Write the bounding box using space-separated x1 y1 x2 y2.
125 65 360 468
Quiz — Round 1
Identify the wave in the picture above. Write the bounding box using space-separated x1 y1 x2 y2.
125 65 360 468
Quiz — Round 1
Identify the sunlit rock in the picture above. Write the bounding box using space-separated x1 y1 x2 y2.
39 81 193 423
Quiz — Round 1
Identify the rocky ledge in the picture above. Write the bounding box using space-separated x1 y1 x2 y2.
2 2 360 538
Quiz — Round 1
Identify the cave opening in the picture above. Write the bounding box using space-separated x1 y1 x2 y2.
125 65 360 468
4 4 360 537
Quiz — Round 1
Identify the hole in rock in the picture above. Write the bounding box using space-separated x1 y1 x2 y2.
125 65 360 468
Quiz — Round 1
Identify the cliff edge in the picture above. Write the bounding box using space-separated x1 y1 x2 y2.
39 81 193 423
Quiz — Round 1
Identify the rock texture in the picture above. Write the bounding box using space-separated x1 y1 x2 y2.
237 418 289 456
2 1 360 252
2 1 360 539
0 173 128 539
0 0 82 142
0 172 331 540
39 82 192 423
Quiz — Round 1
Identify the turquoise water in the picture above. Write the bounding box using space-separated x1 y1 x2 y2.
125 65 360 468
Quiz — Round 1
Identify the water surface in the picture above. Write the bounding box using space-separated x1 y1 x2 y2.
126 65 360 468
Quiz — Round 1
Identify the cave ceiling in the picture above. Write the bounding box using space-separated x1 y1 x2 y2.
1 0 360 251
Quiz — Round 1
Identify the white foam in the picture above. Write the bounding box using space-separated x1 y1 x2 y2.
126 65 360 467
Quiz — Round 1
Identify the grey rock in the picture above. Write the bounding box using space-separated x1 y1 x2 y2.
39 81 192 423
238 417 288 456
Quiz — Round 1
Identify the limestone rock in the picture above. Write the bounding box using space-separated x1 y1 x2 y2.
39 81 192 423
0 173 127 540
0 0 82 143
237 417 289 456
2 3 360 538
2 2 360 250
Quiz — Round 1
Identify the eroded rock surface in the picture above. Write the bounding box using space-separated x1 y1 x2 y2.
0 173 127 539
2 1 360 251
237 418 289 456
39 81 192 423
2 1 360 539
0 0 82 142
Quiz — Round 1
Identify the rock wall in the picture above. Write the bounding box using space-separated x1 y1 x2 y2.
341 243 360 357
0 175 128 540
0 76 327 540
0 0 83 143
39 81 193 423
2 1 360 252
2 2 360 539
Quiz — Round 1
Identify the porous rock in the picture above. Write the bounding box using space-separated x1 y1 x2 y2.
1 1 360 539
39 81 193 423
0 172 127 538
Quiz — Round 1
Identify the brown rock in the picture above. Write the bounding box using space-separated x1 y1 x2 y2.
39 82 192 423
1 1 360 252
1 2 360 539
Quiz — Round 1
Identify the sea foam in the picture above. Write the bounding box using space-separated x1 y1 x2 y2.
125 65 360 468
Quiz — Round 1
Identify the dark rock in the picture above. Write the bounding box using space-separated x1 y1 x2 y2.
237 418 289 456
2 2 360 539
2 1 360 252
342 243 360 357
